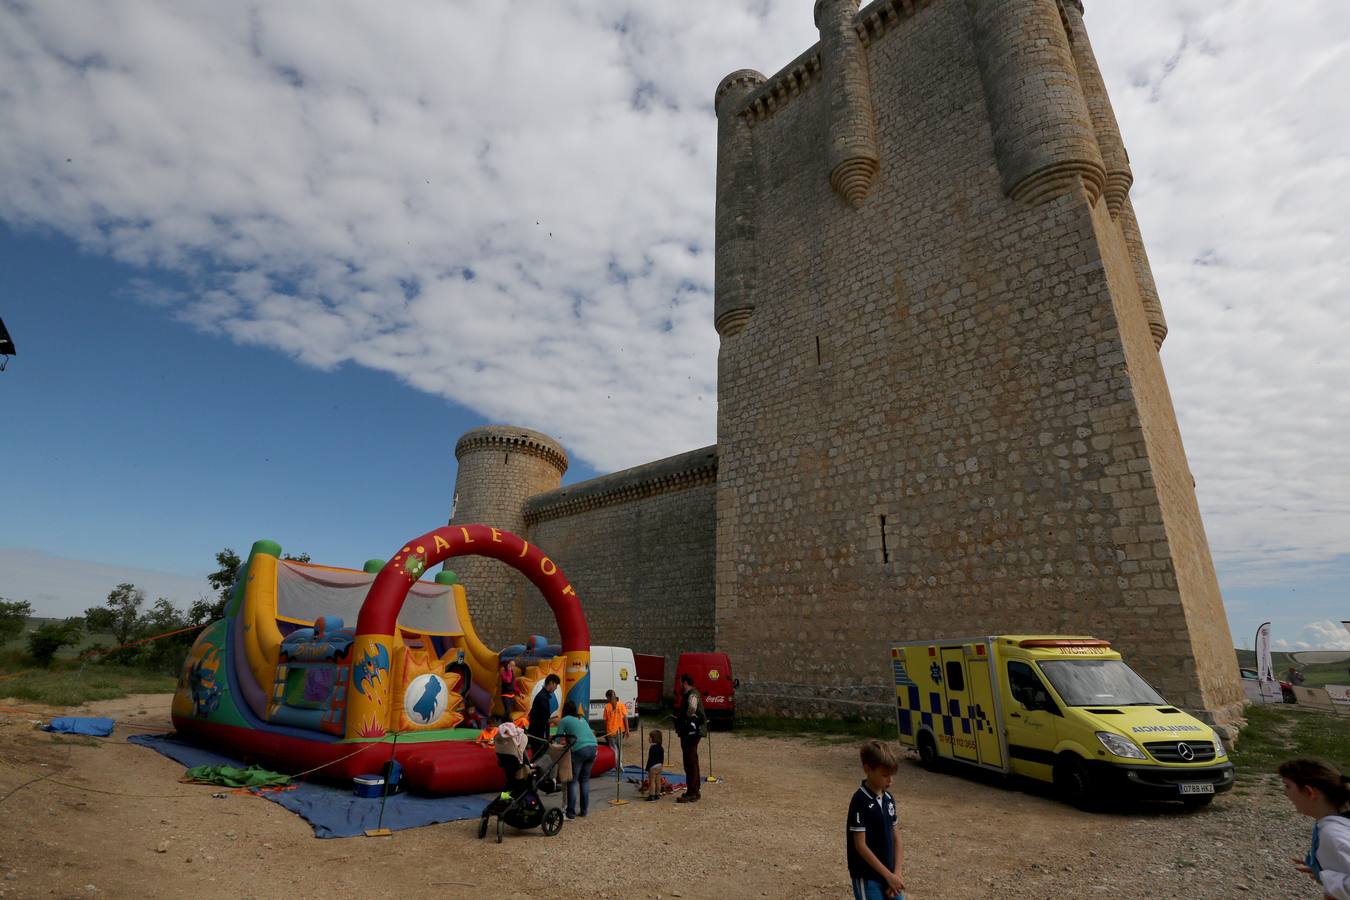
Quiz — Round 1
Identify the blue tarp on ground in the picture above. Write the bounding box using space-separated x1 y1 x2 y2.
44 716 115 736
128 733 494 838
620 763 686 786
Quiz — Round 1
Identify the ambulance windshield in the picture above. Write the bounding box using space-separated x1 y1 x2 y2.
1037 659 1166 707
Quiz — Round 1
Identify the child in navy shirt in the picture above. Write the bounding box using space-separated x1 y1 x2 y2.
846 740 905 899
644 729 665 801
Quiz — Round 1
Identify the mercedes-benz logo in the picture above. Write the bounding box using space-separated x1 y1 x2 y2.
1177 742 1195 761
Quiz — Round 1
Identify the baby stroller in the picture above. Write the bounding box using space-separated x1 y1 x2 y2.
478 726 571 843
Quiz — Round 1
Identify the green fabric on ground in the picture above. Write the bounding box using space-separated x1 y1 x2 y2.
183 764 292 788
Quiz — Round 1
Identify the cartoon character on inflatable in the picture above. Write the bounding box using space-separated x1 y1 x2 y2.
171 525 614 794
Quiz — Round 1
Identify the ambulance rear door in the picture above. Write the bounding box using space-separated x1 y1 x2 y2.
938 646 978 763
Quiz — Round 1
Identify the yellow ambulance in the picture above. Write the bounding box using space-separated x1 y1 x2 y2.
891 635 1233 807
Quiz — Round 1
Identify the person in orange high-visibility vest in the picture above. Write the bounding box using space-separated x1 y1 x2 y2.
603 689 629 756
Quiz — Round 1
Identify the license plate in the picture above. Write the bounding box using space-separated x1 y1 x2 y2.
1178 783 1214 795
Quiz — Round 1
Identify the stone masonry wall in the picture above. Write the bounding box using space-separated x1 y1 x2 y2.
521 447 718 696
713 0 1242 728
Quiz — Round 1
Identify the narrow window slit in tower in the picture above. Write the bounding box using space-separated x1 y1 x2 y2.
815 335 821 365
504 453 510 465
879 515 889 563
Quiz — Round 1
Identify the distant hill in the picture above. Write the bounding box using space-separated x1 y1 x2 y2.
1235 648 1350 689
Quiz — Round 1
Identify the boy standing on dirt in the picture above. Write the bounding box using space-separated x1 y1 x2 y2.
846 740 905 900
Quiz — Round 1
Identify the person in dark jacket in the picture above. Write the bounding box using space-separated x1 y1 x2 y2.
674 673 706 802
527 673 561 759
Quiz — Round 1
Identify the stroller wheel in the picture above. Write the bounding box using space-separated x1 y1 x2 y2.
477 816 488 840
541 807 564 836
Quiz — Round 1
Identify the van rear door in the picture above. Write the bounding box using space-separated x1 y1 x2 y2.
588 646 613 722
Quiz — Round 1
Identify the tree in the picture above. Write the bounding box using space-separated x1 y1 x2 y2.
84 583 145 645
0 598 32 646
190 548 242 626
138 598 193 672
27 618 82 667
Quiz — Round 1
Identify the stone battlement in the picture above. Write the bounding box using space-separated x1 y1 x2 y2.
722 0 934 125
453 425 568 475
524 446 717 525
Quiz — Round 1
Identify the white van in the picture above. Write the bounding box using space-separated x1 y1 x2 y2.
588 645 639 730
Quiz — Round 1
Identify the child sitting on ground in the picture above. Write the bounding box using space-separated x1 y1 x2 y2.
846 740 905 900
644 729 664 801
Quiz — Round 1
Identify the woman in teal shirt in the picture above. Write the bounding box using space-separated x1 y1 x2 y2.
555 699 598 819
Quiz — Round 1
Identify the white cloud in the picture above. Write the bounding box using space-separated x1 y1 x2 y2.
1272 620 1350 652
0 1 1346 585
0 1 816 471
1090 2 1350 583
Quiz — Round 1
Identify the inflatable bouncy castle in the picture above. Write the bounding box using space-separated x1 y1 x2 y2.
172 525 615 794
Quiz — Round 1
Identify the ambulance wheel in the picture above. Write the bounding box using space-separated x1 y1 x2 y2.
917 733 939 770
477 816 488 839
541 808 564 836
1053 757 1096 810
1181 794 1214 809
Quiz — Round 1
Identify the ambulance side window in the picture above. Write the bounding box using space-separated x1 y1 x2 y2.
1008 661 1058 715
945 661 965 691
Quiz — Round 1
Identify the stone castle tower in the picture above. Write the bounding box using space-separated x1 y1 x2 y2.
447 0 1244 731
447 426 568 637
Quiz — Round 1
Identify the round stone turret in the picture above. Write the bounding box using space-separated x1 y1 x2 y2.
815 0 880 208
1061 0 1132 217
714 69 766 339
965 0 1106 205
448 425 568 643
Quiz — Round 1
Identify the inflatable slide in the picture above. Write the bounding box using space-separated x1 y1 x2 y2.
172 525 615 794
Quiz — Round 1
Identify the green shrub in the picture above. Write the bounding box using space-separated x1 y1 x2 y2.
27 619 83 667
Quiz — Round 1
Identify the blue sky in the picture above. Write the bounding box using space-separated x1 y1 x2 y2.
0 1 1346 651
0 225 600 610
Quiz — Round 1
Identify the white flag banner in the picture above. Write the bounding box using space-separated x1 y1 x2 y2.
1256 622 1274 683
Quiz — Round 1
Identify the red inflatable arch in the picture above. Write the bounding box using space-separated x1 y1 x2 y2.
356 523 589 650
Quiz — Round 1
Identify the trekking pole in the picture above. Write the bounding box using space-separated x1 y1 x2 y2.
364 730 400 837
705 725 715 783
609 737 628 806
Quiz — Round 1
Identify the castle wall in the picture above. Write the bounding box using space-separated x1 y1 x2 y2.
521 448 718 693
713 0 1242 727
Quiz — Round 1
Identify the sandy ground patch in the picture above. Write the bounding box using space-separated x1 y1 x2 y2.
0 695 1320 899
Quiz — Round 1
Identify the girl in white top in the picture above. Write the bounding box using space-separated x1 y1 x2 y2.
1280 757 1350 900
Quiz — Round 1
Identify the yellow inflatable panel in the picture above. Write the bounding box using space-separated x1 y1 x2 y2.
450 583 499 696
243 554 284 704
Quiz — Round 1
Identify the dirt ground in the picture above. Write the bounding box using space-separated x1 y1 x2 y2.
0 694 1323 899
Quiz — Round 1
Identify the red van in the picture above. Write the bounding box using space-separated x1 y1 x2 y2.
634 653 666 710
674 652 738 729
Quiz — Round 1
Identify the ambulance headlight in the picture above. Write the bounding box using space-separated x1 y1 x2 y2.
1096 731 1146 760
1210 728 1228 758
